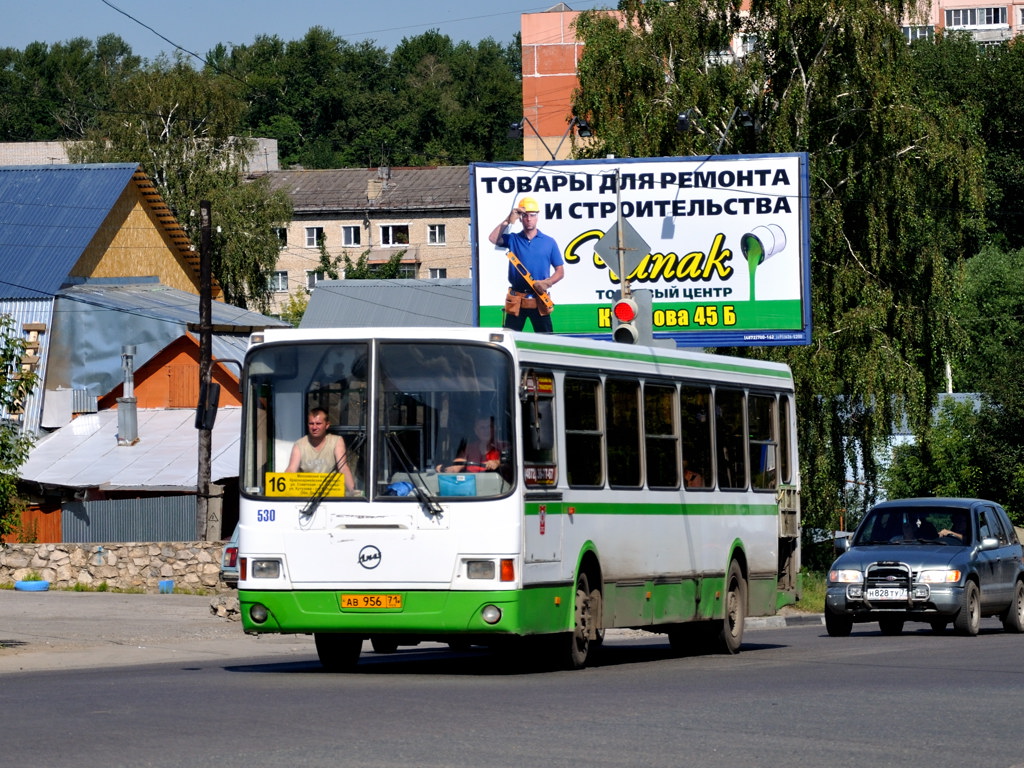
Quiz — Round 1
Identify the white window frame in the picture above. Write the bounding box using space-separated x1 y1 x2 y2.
380 224 410 247
342 225 361 247
427 224 446 245
305 227 324 248
306 270 326 289
429 267 447 279
270 270 289 293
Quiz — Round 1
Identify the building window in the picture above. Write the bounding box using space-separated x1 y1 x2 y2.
429 268 447 279
428 224 446 245
342 225 361 247
945 7 1006 27
269 270 288 293
273 228 288 246
369 263 417 278
902 25 933 42
306 270 325 289
305 227 324 247
380 224 410 246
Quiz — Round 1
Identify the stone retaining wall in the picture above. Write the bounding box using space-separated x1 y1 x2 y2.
0 542 231 593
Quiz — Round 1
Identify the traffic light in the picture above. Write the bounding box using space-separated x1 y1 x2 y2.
612 292 639 344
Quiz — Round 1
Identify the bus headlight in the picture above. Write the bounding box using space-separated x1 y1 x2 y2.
481 605 502 624
251 559 282 578
467 560 496 579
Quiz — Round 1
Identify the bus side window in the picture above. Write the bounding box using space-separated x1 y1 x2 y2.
606 378 641 488
748 393 778 491
565 377 603 487
645 383 679 489
715 389 747 490
680 384 712 489
779 395 793 485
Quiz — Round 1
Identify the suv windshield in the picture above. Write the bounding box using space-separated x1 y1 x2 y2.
853 506 972 546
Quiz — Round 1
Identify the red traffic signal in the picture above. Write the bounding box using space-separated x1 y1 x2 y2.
613 297 638 323
612 296 640 344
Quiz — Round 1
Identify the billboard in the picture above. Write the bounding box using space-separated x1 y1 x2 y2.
470 153 811 346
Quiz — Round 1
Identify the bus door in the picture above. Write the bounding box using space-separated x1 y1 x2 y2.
521 370 563 566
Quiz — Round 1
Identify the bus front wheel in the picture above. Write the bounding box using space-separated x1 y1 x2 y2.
314 633 363 672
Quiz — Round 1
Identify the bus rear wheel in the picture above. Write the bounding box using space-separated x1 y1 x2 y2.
314 633 362 672
565 571 595 670
716 561 746 654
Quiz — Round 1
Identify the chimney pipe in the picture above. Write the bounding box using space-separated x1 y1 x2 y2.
117 344 139 446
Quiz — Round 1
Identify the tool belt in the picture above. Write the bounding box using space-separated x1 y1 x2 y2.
505 289 552 316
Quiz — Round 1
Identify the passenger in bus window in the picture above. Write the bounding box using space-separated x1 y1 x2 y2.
285 407 356 493
683 460 705 488
438 416 506 473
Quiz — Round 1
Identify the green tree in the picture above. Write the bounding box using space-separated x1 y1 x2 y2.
572 0 988 535
0 35 140 141
278 289 309 327
68 55 291 312
0 316 38 540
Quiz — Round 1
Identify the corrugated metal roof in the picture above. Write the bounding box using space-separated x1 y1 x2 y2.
301 279 475 328
0 297 54 434
60 279 288 331
0 164 141 300
268 166 469 214
19 407 243 491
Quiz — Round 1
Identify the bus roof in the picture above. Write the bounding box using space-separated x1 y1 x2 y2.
250 327 793 388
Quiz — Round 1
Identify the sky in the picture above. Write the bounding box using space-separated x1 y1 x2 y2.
4 0 612 59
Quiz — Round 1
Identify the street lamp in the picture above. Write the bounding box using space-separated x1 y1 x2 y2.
508 115 594 160
676 106 760 153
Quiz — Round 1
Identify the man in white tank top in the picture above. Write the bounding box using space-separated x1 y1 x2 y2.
285 407 356 495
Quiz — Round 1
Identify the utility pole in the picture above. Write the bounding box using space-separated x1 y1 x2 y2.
196 200 216 541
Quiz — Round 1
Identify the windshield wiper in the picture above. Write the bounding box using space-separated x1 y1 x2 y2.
386 431 444 517
299 432 366 517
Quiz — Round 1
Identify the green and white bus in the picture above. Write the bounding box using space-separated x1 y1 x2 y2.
237 327 801 670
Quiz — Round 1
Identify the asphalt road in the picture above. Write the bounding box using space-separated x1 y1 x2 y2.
4 590 1024 768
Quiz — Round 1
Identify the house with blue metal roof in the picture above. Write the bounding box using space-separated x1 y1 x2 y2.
0 163 228 435
0 164 286 544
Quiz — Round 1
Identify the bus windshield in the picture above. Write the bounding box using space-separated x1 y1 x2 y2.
241 340 515 500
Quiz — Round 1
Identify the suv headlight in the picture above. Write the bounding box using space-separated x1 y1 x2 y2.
919 569 961 584
829 569 863 584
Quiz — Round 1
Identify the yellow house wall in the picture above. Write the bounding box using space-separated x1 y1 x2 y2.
70 185 201 295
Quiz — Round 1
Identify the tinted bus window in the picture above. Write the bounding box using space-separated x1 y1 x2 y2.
565 377 603 487
645 383 679 489
607 378 641 488
680 385 712 489
716 389 747 490
748 394 777 490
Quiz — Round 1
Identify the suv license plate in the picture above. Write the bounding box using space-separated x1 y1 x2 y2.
866 588 907 601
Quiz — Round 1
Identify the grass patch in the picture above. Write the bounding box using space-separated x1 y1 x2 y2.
799 570 826 614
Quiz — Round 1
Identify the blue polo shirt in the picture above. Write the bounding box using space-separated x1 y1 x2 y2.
498 229 563 294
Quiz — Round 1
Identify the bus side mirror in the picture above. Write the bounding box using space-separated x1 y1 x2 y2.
195 381 221 430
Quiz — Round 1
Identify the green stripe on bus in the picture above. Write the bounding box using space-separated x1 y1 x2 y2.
523 502 777 516
514 338 792 380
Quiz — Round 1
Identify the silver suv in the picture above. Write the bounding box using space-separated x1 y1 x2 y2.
826 498 1024 636
220 525 239 588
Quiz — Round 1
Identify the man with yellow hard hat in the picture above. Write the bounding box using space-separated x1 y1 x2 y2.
487 196 565 333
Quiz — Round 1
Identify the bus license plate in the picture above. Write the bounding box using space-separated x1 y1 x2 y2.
866 588 907 601
340 593 403 610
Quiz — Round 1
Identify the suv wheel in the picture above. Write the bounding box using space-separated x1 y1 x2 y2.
825 607 853 637
1002 580 1024 633
954 581 981 636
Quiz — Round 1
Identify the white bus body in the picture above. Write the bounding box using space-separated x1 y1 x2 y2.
237 328 800 670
